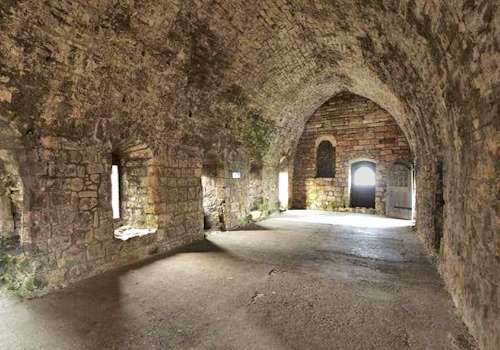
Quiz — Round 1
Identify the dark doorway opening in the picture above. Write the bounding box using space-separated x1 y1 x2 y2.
203 214 212 230
433 160 444 254
350 161 376 208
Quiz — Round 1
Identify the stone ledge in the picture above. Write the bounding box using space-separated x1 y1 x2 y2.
113 226 157 241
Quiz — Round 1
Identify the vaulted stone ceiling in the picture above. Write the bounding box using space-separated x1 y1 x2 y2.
0 1 498 349
1 1 497 158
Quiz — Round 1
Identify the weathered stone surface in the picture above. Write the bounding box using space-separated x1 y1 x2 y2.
0 1 497 348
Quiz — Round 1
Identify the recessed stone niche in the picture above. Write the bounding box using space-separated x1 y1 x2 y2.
111 142 159 240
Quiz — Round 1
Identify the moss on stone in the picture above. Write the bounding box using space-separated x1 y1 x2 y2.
141 213 158 228
21 276 45 293
250 197 272 217
258 198 271 216
0 251 18 288
305 189 319 208
327 200 346 211
1 240 44 296
237 215 252 226
241 112 275 160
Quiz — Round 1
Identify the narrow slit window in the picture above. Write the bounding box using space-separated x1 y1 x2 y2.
111 164 120 219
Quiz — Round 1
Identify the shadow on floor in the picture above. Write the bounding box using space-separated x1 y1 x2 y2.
1 238 254 349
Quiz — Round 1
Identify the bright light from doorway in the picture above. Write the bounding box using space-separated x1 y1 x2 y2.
353 166 376 186
279 171 288 209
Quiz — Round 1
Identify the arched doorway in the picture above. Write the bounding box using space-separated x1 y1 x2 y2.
201 152 219 230
350 161 376 208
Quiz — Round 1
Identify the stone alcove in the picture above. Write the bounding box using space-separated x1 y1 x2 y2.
110 141 160 240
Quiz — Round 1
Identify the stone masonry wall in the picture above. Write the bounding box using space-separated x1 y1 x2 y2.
292 92 411 215
201 148 278 231
0 1 497 348
33 136 203 288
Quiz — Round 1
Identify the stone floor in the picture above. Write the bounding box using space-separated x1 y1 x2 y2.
0 210 475 350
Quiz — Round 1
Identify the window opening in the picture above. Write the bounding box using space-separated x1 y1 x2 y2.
111 164 121 219
316 141 335 178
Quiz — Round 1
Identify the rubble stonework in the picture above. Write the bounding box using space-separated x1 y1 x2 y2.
0 1 497 349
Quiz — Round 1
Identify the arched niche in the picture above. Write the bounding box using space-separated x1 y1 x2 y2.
315 136 336 178
314 135 337 149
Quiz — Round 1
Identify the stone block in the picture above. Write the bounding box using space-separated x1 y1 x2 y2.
80 197 98 210
64 178 84 192
79 191 97 198
86 243 105 261
87 164 104 174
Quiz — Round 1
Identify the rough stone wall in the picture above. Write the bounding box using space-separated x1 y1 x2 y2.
292 92 411 214
31 136 203 287
215 154 277 229
0 1 497 347
201 148 278 231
